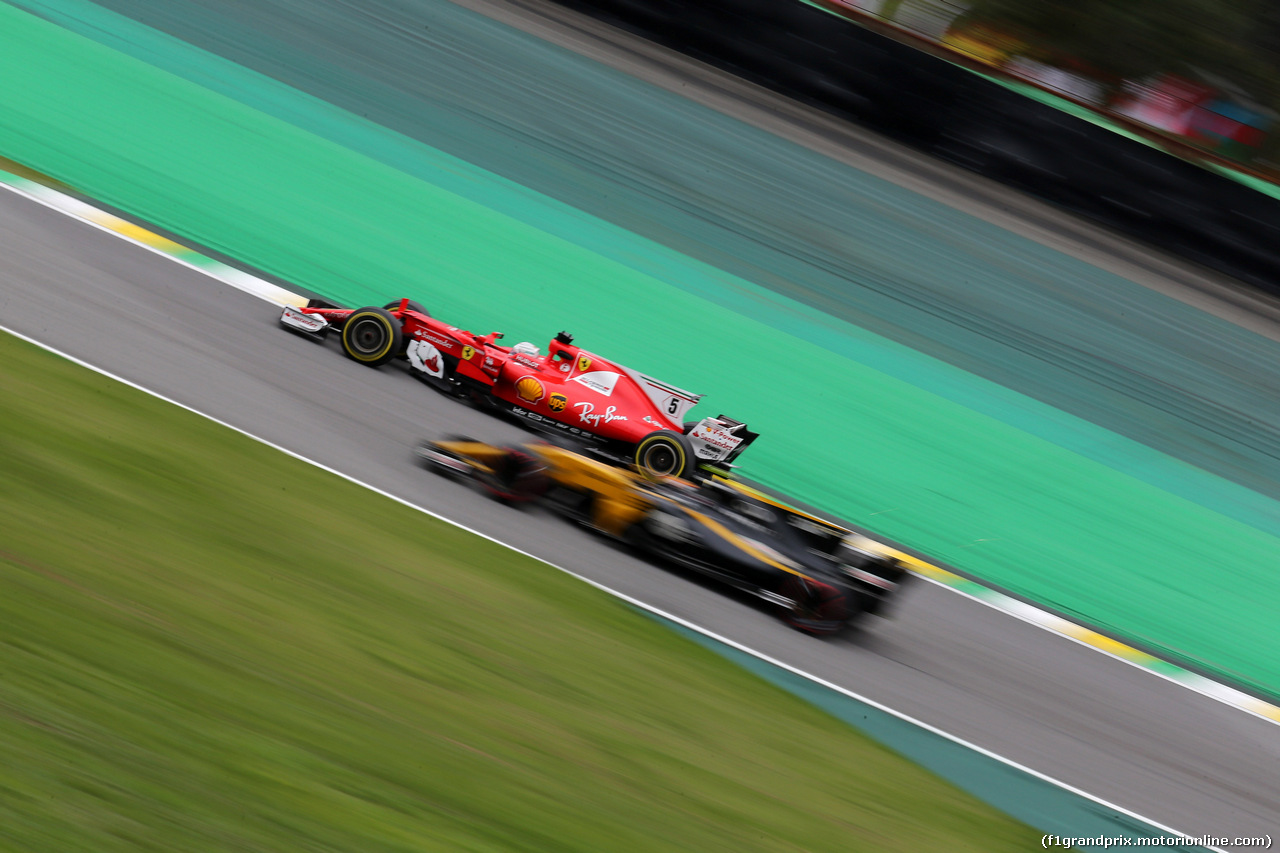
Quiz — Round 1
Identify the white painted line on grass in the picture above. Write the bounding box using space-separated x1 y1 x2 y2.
0 320 1223 851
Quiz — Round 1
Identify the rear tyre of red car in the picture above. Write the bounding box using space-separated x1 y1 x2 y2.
780 576 851 635
634 430 695 479
341 306 403 366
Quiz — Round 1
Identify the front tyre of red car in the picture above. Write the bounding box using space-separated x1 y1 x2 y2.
634 430 695 479
780 576 852 636
340 306 404 366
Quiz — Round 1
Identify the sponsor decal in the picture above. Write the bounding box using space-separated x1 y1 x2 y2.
280 306 327 331
548 393 567 413
515 355 541 369
417 330 453 348
515 375 545 404
791 516 836 536
559 362 570 372
726 511 769 534
406 339 445 378
691 424 742 451
637 374 702 419
643 415 659 425
846 567 897 590
570 370 620 396
511 407 591 437
576 355 592 373
416 449 471 474
734 501 775 523
575 401 627 428
484 356 495 368
688 420 744 461
758 589 792 607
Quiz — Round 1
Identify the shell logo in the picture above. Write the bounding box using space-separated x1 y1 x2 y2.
515 375 545 404
548 393 567 413
576 355 592 373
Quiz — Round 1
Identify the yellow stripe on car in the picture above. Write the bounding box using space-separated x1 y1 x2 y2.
681 507 810 579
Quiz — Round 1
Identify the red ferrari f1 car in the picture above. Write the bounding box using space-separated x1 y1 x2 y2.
280 298 758 477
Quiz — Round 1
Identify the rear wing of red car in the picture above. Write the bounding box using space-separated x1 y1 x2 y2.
693 414 759 466
630 370 703 423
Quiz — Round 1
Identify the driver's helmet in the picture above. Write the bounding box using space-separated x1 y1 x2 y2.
512 341 540 357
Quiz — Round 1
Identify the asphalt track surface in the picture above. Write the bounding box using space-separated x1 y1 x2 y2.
11 0 1280 693
2 0 1278 846
61 0 1280 509
2 187 1277 846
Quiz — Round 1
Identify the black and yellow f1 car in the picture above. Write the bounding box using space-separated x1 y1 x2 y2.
416 438 909 635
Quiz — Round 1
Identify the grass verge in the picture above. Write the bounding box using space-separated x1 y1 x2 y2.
0 330 1037 851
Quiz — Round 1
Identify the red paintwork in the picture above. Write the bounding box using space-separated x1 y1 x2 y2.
301 301 689 444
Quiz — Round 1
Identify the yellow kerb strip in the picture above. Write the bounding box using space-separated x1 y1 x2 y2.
1255 703 1280 722
88 212 188 252
1072 630 1160 664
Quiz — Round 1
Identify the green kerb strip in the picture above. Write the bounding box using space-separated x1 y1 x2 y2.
2 1 1280 698
11 167 1277 730
12 0 1280 541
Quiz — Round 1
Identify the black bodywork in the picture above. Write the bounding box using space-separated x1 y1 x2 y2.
420 437 909 635
625 477 909 633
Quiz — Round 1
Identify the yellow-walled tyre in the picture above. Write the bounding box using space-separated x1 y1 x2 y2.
635 430 695 479
341 306 403 366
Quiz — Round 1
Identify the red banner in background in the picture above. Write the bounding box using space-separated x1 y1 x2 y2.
815 0 1277 164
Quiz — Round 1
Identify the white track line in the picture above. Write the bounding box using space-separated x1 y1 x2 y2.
0 169 1237 845
4 169 1276 729
0 320 1221 850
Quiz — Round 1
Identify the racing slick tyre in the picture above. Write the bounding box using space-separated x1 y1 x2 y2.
482 449 550 504
383 300 430 316
780 576 852 636
341 306 403 367
634 430 695 479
